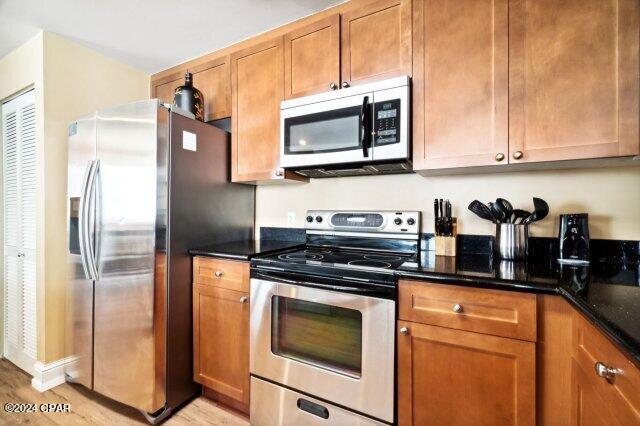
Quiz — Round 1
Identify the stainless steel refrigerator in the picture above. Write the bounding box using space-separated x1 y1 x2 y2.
65 100 254 422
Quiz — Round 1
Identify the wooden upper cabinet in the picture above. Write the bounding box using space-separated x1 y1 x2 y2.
412 0 509 170
154 77 182 105
231 37 300 183
509 0 640 163
284 14 340 100
340 0 412 86
191 56 232 121
398 320 535 426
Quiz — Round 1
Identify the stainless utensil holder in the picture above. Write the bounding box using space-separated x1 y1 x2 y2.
495 223 529 260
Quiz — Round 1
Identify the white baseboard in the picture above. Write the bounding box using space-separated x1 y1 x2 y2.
31 356 76 392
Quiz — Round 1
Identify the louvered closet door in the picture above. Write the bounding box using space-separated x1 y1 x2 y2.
2 89 37 375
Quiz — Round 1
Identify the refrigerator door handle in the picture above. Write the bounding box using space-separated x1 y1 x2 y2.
78 160 95 280
86 159 100 281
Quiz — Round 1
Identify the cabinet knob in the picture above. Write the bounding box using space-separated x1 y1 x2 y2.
17 252 25 258
329 82 338 90
495 153 505 162
400 327 409 335
239 296 248 304
595 362 619 380
341 81 350 88
513 151 523 160
452 304 463 313
214 270 223 277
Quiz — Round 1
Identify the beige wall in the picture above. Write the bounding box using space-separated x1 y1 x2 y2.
41 32 149 362
256 166 640 240
0 32 45 360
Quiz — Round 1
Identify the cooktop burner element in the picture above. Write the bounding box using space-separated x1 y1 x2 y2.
278 252 325 261
347 259 393 269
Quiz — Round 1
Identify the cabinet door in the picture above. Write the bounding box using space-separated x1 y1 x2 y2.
571 359 623 426
412 0 508 170
154 77 182 104
284 15 340 100
193 284 249 405
231 38 305 183
509 0 639 163
340 0 412 86
398 320 535 426
192 56 232 121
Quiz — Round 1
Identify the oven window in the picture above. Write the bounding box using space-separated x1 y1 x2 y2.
284 106 361 154
271 296 363 378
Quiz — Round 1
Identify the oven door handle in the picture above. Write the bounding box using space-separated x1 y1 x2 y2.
360 95 372 158
252 270 386 295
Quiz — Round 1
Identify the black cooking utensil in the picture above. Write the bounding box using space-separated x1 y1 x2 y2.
512 209 531 224
468 200 494 223
496 198 513 223
530 197 549 223
489 202 506 223
524 197 549 224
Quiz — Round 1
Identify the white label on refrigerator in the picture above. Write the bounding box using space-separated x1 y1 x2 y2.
183 131 197 151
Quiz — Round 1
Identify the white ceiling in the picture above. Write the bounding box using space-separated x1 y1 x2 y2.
0 0 344 74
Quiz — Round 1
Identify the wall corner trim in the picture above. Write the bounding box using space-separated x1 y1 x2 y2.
31 356 76 392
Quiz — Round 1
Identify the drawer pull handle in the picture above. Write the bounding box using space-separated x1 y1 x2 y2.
595 362 619 380
400 327 409 335
452 304 463 313
214 270 223 277
239 296 248 304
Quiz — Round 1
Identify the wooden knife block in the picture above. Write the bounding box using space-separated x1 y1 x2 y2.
435 219 457 257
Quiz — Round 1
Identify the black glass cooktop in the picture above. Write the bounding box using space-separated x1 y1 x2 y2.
264 247 417 272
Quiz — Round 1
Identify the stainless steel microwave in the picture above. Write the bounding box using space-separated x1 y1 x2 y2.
280 76 411 177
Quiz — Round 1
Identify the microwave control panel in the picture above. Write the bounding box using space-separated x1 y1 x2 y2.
374 99 401 145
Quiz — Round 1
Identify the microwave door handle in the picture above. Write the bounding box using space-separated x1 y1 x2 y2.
360 95 372 157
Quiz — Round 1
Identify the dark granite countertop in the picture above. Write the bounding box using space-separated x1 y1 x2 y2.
189 239 304 261
397 252 640 365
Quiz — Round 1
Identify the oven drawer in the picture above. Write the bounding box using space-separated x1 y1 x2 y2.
250 377 385 426
193 256 249 292
398 280 537 341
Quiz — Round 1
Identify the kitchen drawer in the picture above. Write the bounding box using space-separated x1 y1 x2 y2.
251 376 385 425
572 310 640 424
193 256 249 292
398 280 537 341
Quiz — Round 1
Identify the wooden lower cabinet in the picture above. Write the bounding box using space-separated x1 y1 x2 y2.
193 285 249 408
571 359 622 426
193 257 250 412
398 320 535 425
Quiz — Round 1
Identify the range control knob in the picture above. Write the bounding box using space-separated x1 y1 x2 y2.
306 215 314 223
315 216 323 223
394 217 403 225
407 218 416 226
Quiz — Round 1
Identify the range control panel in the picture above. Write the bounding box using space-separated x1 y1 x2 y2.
374 99 401 145
305 210 420 235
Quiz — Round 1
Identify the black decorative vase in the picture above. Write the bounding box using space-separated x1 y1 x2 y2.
173 72 204 121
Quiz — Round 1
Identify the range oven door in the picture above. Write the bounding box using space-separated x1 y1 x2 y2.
280 93 373 168
250 278 395 423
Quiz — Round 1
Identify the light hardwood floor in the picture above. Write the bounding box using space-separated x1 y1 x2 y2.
0 358 249 425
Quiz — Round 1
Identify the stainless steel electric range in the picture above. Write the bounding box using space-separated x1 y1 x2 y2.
249 210 420 425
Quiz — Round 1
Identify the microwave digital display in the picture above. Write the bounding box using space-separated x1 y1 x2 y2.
374 99 401 145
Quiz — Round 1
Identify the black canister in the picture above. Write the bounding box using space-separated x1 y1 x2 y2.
173 72 204 121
